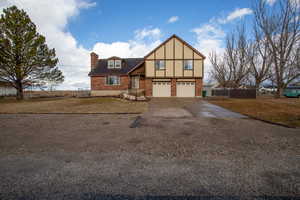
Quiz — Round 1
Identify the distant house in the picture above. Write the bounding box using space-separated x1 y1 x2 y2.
290 82 300 87
89 34 205 97
203 83 218 97
0 81 16 96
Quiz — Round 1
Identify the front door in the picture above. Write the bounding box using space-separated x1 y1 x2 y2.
131 76 140 89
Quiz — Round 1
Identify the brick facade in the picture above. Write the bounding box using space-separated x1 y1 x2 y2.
171 78 176 96
145 78 152 97
91 76 130 90
139 77 145 90
195 78 203 97
90 53 98 69
91 76 203 97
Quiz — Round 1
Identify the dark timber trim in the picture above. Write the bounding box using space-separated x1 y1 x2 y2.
192 52 194 77
173 38 175 77
154 49 156 77
144 35 205 79
164 43 166 77
144 34 206 59
202 59 204 78
145 59 203 61
182 42 184 77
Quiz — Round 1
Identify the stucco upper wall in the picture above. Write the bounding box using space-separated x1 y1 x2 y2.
144 36 205 78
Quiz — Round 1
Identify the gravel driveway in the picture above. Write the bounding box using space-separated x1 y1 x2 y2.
0 98 299 199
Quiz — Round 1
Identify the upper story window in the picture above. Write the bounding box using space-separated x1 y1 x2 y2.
108 60 114 69
115 60 121 68
155 60 165 70
184 60 193 70
108 60 122 69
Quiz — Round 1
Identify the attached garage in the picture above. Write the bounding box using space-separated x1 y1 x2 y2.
176 82 195 97
152 82 171 97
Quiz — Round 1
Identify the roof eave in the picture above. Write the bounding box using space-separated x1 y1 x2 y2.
144 34 206 59
127 60 145 75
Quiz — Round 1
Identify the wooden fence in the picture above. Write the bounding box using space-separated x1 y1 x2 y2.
212 88 256 99
0 86 17 97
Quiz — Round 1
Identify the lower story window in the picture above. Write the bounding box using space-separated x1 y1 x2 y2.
106 76 120 85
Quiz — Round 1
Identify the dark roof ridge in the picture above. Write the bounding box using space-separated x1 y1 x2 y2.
89 58 144 76
144 34 206 59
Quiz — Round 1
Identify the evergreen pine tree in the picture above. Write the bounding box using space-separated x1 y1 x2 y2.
0 6 64 100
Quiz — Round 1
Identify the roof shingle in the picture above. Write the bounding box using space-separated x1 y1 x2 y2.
89 58 144 76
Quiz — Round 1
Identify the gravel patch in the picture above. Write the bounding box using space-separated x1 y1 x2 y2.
0 99 299 199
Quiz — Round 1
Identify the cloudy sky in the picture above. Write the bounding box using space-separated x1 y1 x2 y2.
0 0 276 89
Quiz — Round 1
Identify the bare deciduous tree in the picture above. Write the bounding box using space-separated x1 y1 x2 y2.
253 0 300 97
209 25 251 88
248 23 273 89
209 51 230 88
225 25 251 88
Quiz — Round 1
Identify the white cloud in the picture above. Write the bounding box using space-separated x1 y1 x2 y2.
0 1 163 90
192 24 225 40
290 0 300 8
92 40 161 59
168 16 179 23
92 27 162 58
134 27 162 41
219 8 253 24
192 7 253 82
265 0 276 6
192 24 226 80
78 1 97 9
0 0 97 90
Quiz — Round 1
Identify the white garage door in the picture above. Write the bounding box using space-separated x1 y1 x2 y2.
176 82 195 97
153 82 171 97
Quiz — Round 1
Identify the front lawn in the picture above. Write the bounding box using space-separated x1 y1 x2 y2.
208 97 300 127
0 97 148 114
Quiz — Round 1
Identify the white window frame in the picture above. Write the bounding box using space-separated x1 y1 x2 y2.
115 60 121 68
184 60 193 70
108 60 115 69
106 76 120 85
108 59 122 69
155 60 165 70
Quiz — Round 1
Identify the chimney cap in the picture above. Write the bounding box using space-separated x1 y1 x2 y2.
90 52 98 56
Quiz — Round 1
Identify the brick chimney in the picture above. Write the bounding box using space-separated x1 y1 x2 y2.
90 52 99 70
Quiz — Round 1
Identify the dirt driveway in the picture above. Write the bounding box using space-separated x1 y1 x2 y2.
0 98 299 199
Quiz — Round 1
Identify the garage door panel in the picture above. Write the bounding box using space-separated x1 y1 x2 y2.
176 82 195 97
153 82 171 97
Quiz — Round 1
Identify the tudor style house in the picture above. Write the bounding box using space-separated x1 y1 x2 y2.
89 34 205 97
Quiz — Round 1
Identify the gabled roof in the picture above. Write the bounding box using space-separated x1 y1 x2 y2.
89 58 144 76
127 60 145 74
144 34 206 59
107 56 122 60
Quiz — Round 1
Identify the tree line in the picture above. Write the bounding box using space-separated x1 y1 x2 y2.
209 0 300 97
